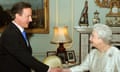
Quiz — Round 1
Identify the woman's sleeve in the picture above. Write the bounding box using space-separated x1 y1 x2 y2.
116 51 120 72
70 50 96 72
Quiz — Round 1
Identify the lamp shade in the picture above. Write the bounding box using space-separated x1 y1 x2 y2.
51 26 72 44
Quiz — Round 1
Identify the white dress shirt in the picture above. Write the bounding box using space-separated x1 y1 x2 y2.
12 21 24 32
70 46 120 72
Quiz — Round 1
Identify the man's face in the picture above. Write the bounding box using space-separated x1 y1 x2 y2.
89 30 102 49
16 8 32 28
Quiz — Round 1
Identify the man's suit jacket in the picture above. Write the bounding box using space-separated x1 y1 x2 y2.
0 23 49 72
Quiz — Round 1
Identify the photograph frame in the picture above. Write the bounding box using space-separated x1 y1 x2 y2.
0 0 49 34
67 50 76 63
47 51 56 57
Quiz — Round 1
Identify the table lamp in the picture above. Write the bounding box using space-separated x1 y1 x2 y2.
51 26 72 64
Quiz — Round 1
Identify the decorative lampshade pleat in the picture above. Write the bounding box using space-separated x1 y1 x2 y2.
51 26 72 44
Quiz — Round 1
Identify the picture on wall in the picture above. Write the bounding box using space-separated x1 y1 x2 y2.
0 0 49 33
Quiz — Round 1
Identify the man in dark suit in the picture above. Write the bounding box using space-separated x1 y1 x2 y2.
0 2 61 72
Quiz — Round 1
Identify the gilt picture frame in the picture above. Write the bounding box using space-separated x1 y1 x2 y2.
0 0 49 34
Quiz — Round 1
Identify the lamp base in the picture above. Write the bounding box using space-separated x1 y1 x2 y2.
56 43 68 64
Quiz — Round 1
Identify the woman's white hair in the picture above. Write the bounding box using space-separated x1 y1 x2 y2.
93 23 112 43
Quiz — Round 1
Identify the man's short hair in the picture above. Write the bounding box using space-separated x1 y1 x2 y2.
11 2 31 19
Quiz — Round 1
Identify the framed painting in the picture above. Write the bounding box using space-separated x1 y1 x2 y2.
0 0 49 34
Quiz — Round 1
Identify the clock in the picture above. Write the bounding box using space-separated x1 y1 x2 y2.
112 4 118 14
106 1 120 17
110 1 119 14
105 1 120 27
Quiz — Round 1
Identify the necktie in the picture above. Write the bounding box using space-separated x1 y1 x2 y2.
22 31 27 41
22 31 29 46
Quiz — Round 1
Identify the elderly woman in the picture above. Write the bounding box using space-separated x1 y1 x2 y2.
62 24 120 72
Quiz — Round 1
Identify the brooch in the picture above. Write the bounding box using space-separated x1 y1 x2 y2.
109 54 112 57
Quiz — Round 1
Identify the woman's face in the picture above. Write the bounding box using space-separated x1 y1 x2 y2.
89 30 102 49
